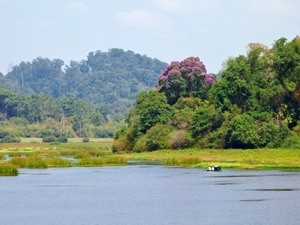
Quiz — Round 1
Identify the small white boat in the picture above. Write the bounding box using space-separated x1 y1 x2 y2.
206 165 221 171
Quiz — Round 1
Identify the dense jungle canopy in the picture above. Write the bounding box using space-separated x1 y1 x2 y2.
113 37 300 151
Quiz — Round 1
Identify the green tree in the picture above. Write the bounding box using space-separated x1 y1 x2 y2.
134 91 173 133
191 104 222 139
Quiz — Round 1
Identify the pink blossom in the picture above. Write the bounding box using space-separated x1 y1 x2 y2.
204 73 215 85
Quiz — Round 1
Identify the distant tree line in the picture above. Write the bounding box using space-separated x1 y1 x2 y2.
0 48 167 117
113 37 300 151
0 88 119 142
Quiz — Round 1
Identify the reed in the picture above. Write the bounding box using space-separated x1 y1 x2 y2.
78 156 127 167
44 157 72 167
0 164 19 176
10 156 48 169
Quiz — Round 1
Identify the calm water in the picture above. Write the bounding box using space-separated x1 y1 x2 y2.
0 166 299 225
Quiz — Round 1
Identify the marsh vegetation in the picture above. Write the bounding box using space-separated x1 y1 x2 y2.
1 138 299 176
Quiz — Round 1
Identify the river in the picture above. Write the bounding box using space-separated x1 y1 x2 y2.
0 166 299 225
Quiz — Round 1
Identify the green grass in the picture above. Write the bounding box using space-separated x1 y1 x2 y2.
0 164 19 176
127 148 300 170
78 156 127 167
1 140 299 170
10 156 48 169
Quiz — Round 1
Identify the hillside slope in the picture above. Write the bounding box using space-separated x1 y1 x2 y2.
1 48 167 116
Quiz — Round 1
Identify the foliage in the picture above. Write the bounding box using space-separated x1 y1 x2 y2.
1 49 167 116
0 130 21 143
0 164 19 176
10 156 48 169
57 135 68 143
42 135 57 143
168 130 193 149
191 104 222 139
114 37 300 151
82 137 90 143
133 91 173 133
133 124 174 152
225 114 260 149
281 133 300 149
158 57 215 104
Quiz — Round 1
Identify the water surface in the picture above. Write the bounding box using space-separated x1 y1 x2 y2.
0 166 299 225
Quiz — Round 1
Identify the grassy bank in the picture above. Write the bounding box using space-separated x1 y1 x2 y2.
127 148 300 170
1 139 300 173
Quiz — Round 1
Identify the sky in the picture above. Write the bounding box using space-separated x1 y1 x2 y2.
0 0 299 74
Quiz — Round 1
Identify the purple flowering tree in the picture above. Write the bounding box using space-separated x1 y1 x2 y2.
157 57 215 104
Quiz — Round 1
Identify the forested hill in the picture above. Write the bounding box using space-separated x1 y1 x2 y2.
0 48 167 116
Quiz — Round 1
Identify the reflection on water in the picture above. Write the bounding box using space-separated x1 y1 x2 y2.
249 188 299 192
0 167 299 225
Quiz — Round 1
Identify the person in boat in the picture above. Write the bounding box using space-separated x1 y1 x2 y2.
206 165 221 171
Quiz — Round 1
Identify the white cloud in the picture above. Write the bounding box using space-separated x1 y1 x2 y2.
70 1 90 11
117 9 168 28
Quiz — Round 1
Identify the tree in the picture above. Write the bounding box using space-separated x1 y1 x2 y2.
133 91 173 133
191 104 222 139
158 57 215 104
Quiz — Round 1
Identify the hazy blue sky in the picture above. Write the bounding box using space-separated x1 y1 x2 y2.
0 0 299 74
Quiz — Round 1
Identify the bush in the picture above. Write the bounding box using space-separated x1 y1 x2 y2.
95 129 114 138
42 135 57 143
225 114 259 149
37 129 55 138
2 135 21 143
82 137 90 143
198 125 228 149
281 133 300 149
258 122 288 148
9 117 29 126
133 124 173 152
168 130 193 149
0 130 21 143
57 135 68 143
293 123 300 135
112 128 135 153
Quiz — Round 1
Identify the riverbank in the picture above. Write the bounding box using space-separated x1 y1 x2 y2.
127 148 300 170
0 139 299 175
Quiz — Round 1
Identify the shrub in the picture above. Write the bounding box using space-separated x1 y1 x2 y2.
168 130 193 149
112 128 135 153
1 135 21 143
82 137 90 143
225 114 259 149
293 123 300 135
95 129 114 138
198 125 228 149
281 133 300 149
258 122 288 148
133 124 173 152
9 117 29 126
37 129 55 138
57 135 68 143
42 135 57 143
